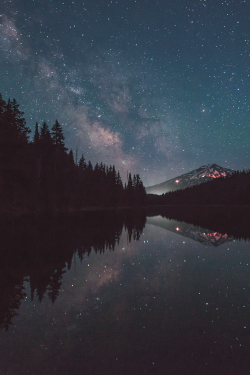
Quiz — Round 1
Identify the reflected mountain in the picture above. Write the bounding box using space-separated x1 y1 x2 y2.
146 205 250 240
1 206 250 331
2 208 250 375
147 216 234 246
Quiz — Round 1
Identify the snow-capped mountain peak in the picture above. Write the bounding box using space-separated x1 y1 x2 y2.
146 164 233 195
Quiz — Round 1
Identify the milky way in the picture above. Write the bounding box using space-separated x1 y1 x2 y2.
0 0 250 185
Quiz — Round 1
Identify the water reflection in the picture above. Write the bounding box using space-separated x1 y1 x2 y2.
1 208 250 374
147 205 250 241
0 210 146 331
147 216 234 246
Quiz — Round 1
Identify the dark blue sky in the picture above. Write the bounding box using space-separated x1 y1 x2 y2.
0 0 249 185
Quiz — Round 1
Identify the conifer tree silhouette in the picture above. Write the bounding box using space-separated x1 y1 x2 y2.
33 122 40 144
51 119 67 151
79 154 86 171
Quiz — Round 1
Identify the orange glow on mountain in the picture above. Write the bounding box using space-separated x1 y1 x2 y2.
205 171 227 178
202 232 228 240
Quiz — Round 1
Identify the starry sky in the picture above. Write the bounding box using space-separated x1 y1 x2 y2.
0 0 250 186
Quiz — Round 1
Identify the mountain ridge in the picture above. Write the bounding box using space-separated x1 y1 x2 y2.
146 163 233 195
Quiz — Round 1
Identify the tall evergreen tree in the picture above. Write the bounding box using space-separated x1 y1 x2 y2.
33 122 40 144
87 160 93 171
1 98 30 145
68 149 74 165
79 154 86 171
0 93 6 115
135 174 146 205
51 120 67 151
9 98 31 143
0 94 7 143
127 172 133 204
40 121 53 146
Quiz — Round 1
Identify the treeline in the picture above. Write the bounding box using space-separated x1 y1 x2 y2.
0 210 146 330
147 169 250 206
0 94 146 212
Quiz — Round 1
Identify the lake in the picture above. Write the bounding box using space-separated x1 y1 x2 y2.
0 208 250 374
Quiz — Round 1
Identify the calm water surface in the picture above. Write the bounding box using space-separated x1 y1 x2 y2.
1 212 250 374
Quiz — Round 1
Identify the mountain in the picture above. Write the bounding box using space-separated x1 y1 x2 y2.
147 216 233 247
146 163 233 195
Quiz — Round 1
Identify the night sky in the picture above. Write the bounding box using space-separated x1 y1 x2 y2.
0 0 250 186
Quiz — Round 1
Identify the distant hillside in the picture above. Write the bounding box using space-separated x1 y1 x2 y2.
147 169 250 206
146 164 233 195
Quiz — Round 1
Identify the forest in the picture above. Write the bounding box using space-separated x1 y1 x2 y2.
0 94 146 213
1 93 249 214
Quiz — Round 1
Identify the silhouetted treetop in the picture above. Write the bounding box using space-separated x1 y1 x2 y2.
51 119 67 152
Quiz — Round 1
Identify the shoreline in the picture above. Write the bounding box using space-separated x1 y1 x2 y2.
1 203 250 218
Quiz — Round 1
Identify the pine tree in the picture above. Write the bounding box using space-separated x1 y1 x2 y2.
0 94 7 142
10 98 31 143
94 162 100 172
40 121 53 146
33 122 40 144
87 160 93 171
79 154 86 171
51 120 67 151
2 98 30 145
132 174 137 191
126 172 133 205
116 171 123 188
68 149 74 165
0 93 6 115
135 174 146 205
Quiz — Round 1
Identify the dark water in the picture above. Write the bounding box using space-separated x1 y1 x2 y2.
1 209 250 374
